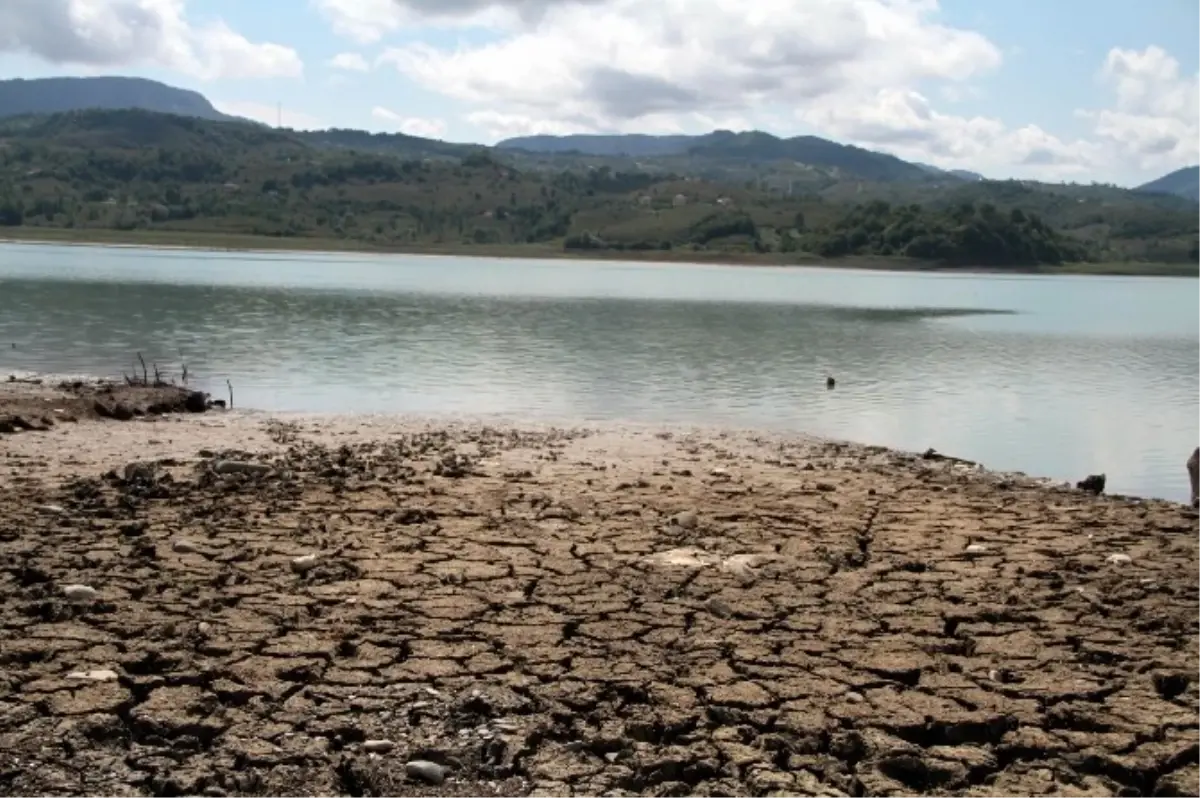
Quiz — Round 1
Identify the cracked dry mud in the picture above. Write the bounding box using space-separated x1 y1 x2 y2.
1 416 1197 797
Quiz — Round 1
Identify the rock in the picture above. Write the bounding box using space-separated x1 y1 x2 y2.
197 622 212 636
62 584 98 603
964 543 989 555
670 510 698 530
184 391 208 413
363 739 396 753
123 461 157 483
1075 473 1106 495
826 376 836 389
405 760 445 785
1105 553 1132 565
66 669 119 682
213 460 271 476
1152 671 1191 700
111 403 134 422
35 504 66 515
1189 447 1199 507
172 539 200 555
291 554 320 574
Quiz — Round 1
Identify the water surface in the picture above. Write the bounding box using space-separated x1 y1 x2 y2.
1 243 1196 501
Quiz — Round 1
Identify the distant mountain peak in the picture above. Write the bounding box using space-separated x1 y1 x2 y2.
0 75 242 124
1136 166 1199 202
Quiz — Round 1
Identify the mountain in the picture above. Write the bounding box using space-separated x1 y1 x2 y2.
1136 166 1199 202
0 76 240 123
914 162 985 182
498 130 933 182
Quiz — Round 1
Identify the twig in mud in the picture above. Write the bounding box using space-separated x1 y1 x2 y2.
137 352 148 385
226 379 234 409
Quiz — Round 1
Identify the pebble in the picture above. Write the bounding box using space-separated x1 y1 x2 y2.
670 510 698 530
62 584 98 603
36 504 66 515
1105 553 1132 565
845 691 865 703
405 760 445 785
964 543 989 554
213 460 272 476
291 554 320 574
173 539 200 554
197 622 212 636
363 739 395 753
66 669 118 682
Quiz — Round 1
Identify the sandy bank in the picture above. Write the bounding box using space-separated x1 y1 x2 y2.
0 386 1197 797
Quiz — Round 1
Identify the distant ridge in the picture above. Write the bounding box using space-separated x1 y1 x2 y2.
498 129 939 183
1136 166 1199 202
0 76 241 123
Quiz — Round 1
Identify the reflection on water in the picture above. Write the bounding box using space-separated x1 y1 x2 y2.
0 243 1196 501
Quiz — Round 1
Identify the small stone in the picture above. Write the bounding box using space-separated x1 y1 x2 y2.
213 460 271 476
36 504 66 515
845 691 865 703
710 467 729 478
405 760 445 785
1105 553 1132 565
62 584 98 603
197 622 212 636
66 669 119 682
964 543 989 555
173 539 200 554
363 739 396 753
670 510 698 530
291 554 320 574
706 597 733 618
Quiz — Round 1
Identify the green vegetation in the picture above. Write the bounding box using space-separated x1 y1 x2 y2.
0 108 1196 274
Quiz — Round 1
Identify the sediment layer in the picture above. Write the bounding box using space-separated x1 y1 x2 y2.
0 393 1196 797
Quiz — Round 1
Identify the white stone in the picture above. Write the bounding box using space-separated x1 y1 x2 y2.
291 554 320 574
1105 553 1132 565
965 543 989 554
62 584 98 603
66 669 118 682
363 739 395 753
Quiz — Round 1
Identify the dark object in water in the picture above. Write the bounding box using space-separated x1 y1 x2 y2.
209 399 227 409
1076 473 1106 495
826 376 836 389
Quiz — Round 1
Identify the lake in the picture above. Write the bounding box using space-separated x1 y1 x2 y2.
0 242 1196 501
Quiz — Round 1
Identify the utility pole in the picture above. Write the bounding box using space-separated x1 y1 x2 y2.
277 102 282 128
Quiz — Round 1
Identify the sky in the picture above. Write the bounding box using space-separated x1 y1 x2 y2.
0 0 1196 186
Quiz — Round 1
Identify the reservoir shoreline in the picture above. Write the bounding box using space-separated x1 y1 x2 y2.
0 380 1196 797
2 228 1197 278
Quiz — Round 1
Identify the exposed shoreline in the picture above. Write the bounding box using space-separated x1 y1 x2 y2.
0 380 1197 797
2 227 1197 278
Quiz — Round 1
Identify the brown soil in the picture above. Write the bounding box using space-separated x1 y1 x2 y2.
0 378 210 433
0 410 1197 797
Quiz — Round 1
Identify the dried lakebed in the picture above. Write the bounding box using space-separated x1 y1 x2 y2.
0 418 1197 797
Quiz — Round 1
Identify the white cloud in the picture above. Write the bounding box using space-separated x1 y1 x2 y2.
371 106 447 138
213 100 326 130
1077 46 1199 172
379 0 1001 130
0 0 303 80
797 88 1101 178
329 51 370 72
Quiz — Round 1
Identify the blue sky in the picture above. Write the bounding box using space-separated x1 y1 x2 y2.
0 0 1196 185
